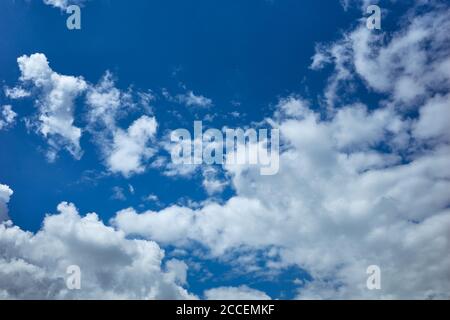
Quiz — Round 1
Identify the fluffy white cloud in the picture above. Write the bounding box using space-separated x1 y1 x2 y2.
106 116 158 177
202 166 228 196
113 98 450 299
4 2 449 300
0 184 13 222
113 5 450 299
13 55 159 174
0 186 259 300
17 53 87 161
312 6 450 109
85 72 128 131
204 286 271 300
0 105 17 131
0 201 196 299
84 73 160 177
413 93 450 142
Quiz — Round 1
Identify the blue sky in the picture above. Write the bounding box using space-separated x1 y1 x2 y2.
0 0 449 300
1 0 347 228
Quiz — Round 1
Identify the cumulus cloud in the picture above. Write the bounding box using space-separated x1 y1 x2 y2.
0 201 196 299
106 116 158 177
0 184 13 222
0 186 257 300
12 55 159 174
113 5 450 299
0 105 17 131
4 1 449 300
113 98 450 298
17 53 87 161
204 286 271 300
85 73 160 177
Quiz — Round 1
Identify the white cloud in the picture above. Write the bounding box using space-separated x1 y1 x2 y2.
4 2 449 300
143 194 160 203
413 93 450 142
110 5 450 299
4 86 30 99
17 53 87 161
202 166 228 196
0 105 17 131
312 6 450 108
0 201 196 299
85 73 160 177
85 72 127 132
340 0 379 11
111 186 126 201
0 184 13 222
160 133 229 195
177 91 213 108
113 95 450 298
275 96 311 119
42 0 87 10
330 103 405 150
106 116 158 177
204 286 271 300
13 55 157 171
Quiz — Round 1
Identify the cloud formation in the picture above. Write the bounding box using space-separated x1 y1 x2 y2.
85 72 159 177
0 184 13 222
3 1 449 300
113 4 450 299
43 0 87 10
0 199 196 299
106 116 158 177
312 5 450 109
12 56 159 176
0 105 17 131
17 53 87 161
